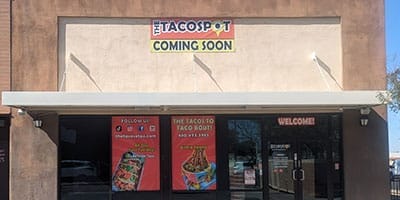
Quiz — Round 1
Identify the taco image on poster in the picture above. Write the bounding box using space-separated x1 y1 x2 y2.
112 151 145 191
181 148 216 190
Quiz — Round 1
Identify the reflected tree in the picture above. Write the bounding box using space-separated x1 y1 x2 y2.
228 120 261 167
384 56 400 112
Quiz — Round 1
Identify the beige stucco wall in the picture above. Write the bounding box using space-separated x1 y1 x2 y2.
59 18 342 92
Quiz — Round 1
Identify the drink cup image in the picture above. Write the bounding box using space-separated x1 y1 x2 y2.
112 151 145 191
181 148 216 190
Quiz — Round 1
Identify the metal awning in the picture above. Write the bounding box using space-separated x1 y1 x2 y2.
1 91 388 114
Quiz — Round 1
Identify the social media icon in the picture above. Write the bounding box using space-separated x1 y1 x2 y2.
138 125 145 131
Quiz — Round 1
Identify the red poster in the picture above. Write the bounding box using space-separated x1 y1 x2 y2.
151 18 234 39
171 116 217 190
112 116 159 191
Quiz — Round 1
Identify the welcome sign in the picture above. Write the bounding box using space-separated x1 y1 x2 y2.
151 19 235 53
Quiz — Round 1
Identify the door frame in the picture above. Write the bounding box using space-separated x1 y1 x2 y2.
267 139 327 200
265 114 342 200
217 116 267 200
0 116 10 200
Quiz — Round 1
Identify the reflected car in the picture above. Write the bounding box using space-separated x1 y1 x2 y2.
391 159 400 178
390 166 394 178
233 161 244 174
61 160 97 178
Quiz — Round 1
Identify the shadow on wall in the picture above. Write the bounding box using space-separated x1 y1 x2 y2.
314 56 342 90
343 107 390 199
40 113 59 146
19 111 59 146
193 55 224 92
69 54 103 92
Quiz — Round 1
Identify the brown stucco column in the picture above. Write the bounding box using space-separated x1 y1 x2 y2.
0 0 10 114
341 0 387 199
342 109 389 200
10 111 58 200
10 0 58 198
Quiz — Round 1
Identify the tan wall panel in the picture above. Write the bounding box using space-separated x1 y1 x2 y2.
61 18 343 92
0 0 10 113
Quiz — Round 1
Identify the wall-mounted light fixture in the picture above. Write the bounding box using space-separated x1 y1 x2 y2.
360 107 371 127
33 119 43 128
162 106 169 112
17 108 26 116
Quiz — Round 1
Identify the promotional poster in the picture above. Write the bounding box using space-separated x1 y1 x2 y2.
151 18 235 52
171 116 217 190
111 116 160 191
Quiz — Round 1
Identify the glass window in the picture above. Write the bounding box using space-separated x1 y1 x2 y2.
332 115 343 200
227 120 262 191
60 116 110 200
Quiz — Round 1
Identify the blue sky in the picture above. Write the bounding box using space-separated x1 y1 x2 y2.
386 0 400 153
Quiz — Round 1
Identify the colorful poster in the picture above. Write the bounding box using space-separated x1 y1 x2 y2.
171 116 217 190
151 19 235 53
244 169 256 185
112 116 160 191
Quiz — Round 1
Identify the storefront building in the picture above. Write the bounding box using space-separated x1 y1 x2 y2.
0 0 389 200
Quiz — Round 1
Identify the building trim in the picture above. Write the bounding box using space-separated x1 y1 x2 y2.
1 91 386 113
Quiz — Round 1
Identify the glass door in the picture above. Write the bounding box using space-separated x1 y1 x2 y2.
299 140 328 200
267 115 337 200
268 139 329 200
268 141 296 200
217 114 342 200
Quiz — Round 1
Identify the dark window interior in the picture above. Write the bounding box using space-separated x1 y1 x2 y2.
59 114 342 200
227 119 263 199
0 117 9 200
60 116 111 200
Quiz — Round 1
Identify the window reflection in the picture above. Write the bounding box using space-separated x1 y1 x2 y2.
301 142 328 199
268 115 343 200
60 117 110 200
227 120 262 191
332 115 343 199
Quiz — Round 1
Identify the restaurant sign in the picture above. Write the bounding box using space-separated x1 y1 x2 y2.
151 19 235 53
277 117 315 126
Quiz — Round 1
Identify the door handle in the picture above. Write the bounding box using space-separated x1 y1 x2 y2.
292 169 305 181
300 169 305 181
